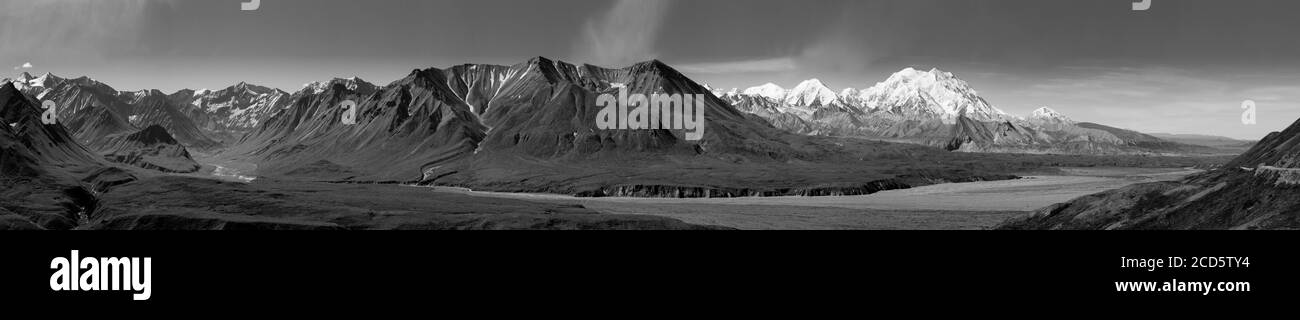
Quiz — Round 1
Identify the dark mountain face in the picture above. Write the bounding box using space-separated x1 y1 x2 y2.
101 124 200 173
62 104 137 150
14 74 217 150
125 124 180 145
119 90 222 150
15 74 134 118
231 68 486 181
29 75 142 151
230 57 801 183
0 83 101 168
0 83 104 230
0 119 44 177
998 115 1300 230
947 117 1037 151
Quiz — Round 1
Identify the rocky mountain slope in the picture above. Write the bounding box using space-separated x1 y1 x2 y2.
0 82 105 230
168 82 293 143
229 57 790 181
118 89 223 150
100 125 202 173
4 72 226 151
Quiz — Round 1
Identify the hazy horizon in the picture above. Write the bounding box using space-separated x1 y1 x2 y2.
3 0 1299 140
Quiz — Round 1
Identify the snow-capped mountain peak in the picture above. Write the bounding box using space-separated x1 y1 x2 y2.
861 67 1008 123
839 88 860 99
304 77 373 94
783 78 840 107
28 72 63 88
186 81 294 130
839 87 871 109
1030 107 1074 124
742 83 787 102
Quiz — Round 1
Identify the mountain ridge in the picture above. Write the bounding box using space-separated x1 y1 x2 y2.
722 68 1220 155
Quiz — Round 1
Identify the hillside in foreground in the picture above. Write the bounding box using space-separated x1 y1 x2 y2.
998 115 1300 230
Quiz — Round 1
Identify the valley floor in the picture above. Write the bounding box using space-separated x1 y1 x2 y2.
184 154 1198 230
417 167 1198 230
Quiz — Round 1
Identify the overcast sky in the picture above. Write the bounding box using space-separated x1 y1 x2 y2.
2 0 1299 139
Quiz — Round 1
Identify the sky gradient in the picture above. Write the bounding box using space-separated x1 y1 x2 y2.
3 0 1299 139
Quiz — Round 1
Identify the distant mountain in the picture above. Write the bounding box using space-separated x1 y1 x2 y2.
1027 107 1073 127
724 79 864 137
118 89 222 150
33 75 140 148
11 72 229 153
1148 133 1255 149
13 71 312 151
726 94 815 134
783 79 841 107
723 68 1212 156
742 83 787 102
859 68 1010 123
62 104 137 149
998 114 1300 230
302 77 379 95
100 124 200 173
168 82 293 143
1074 122 1190 151
1 72 64 95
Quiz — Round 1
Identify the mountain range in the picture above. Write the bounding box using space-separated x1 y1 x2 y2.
716 68 1225 155
5 65 1230 162
0 58 1258 230
0 73 721 230
226 57 909 190
3 59 1100 197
